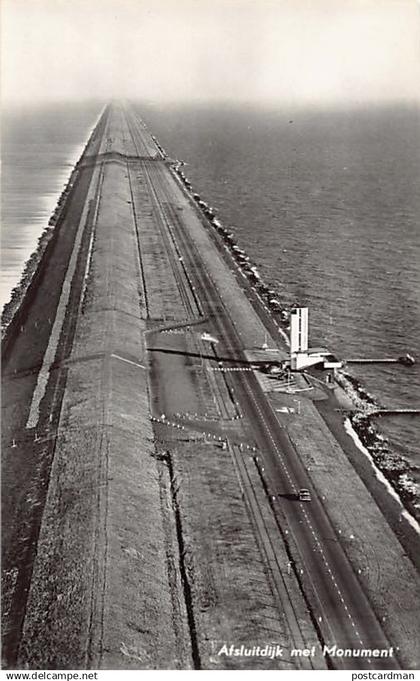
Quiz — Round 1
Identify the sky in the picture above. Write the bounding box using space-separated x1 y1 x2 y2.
1 0 420 107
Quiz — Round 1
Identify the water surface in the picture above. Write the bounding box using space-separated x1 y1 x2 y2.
1 101 103 310
1 100 419 495
137 102 420 488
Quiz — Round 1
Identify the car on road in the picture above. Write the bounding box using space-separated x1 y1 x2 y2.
298 488 311 502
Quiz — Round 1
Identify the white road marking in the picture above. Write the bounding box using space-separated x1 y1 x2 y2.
110 353 146 369
238 369 370 646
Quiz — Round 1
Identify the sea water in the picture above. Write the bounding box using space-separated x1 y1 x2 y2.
138 102 420 491
1 101 103 310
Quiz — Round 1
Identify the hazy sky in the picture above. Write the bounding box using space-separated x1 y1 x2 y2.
2 0 420 106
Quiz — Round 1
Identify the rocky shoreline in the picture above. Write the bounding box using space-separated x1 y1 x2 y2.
171 158 420 525
1 122 99 339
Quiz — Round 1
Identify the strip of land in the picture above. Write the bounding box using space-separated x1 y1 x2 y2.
2 102 419 670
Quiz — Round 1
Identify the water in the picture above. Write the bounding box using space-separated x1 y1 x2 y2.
137 102 420 488
1 101 419 493
1 101 103 311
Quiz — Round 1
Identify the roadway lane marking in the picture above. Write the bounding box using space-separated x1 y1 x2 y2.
182 219 377 665
239 370 370 648
110 353 146 369
166 201 374 656
230 358 363 641
247 389 294 484
193 199 380 667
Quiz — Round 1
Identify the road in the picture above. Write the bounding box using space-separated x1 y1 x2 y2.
1 106 111 664
124 105 399 670
3 101 413 669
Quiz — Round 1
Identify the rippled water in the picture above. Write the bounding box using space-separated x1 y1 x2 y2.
1 101 419 488
137 102 420 484
1 102 103 311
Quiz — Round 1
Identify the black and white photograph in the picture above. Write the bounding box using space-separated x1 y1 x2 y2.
1 0 420 675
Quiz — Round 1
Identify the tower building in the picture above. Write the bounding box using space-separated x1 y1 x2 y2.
289 307 342 371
